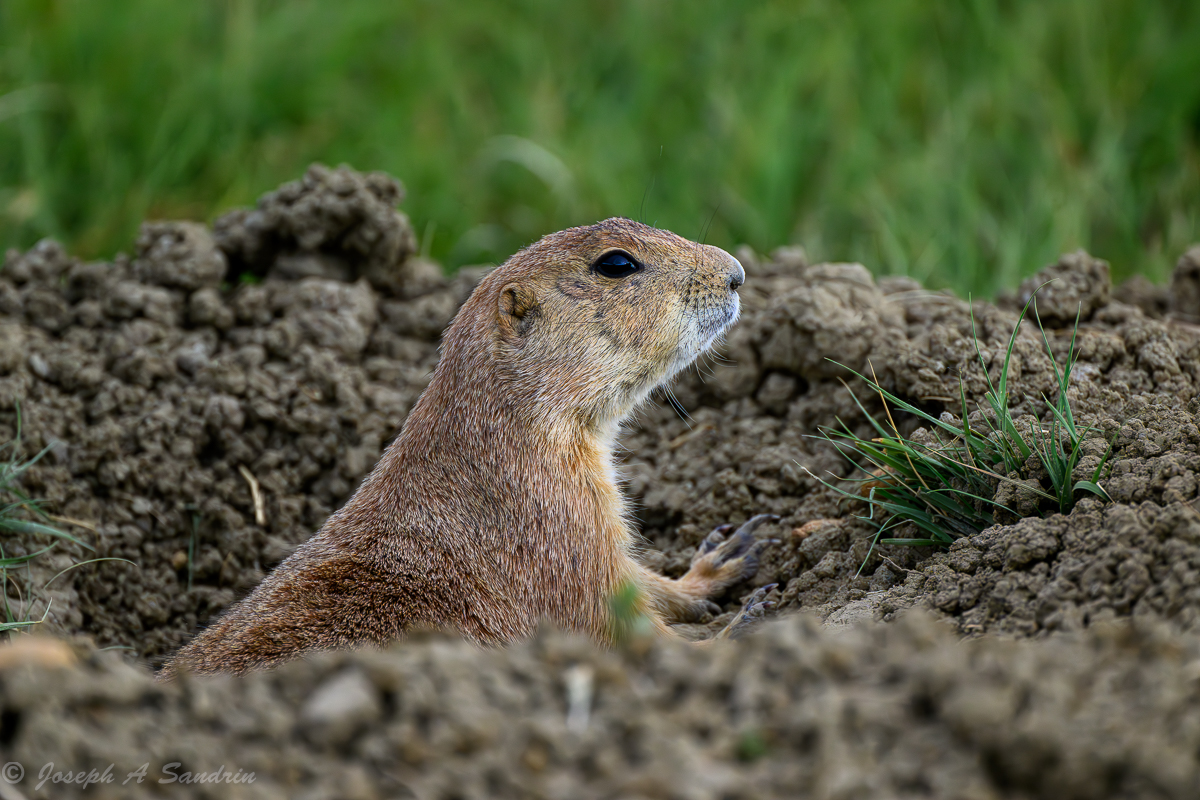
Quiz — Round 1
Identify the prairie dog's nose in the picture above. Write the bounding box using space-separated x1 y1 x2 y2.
700 243 745 292
728 259 746 291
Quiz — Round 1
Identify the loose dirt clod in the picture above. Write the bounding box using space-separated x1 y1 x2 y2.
2 165 1200 797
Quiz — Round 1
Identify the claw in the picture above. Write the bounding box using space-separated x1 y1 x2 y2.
708 516 780 566
749 538 781 556
697 524 734 556
715 529 756 562
696 516 778 559
735 514 781 535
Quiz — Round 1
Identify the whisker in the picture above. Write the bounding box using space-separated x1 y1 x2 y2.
663 385 692 426
638 146 663 224
699 201 722 245
708 349 734 365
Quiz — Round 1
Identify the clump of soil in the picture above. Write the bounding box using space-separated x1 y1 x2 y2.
213 164 421 296
4 612 1199 800
3 164 1200 796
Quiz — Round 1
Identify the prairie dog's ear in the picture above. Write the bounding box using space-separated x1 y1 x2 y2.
498 283 538 339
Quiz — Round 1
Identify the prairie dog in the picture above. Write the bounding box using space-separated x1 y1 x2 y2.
166 218 773 676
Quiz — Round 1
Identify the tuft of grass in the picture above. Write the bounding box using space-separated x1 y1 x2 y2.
813 289 1113 551
0 411 94 634
2 1 1199 295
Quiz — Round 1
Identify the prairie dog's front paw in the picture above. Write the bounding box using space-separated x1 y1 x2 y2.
685 514 779 589
715 584 778 640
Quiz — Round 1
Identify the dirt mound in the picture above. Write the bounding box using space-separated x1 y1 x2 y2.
3 166 1200 659
0 166 480 659
213 163 420 294
4 612 1199 800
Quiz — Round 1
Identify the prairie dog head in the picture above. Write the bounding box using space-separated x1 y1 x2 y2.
457 218 744 434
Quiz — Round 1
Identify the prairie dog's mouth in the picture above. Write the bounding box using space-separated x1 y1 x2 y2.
669 292 740 374
605 290 740 424
694 292 740 351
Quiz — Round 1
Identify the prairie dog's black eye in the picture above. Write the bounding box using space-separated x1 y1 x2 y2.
592 250 642 279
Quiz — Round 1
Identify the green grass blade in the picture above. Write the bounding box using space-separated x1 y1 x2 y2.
1090 439 1116 483
0 518 94 551
0 544 56 568
1073 480 1112 502
0 620 43 632
0 597 53 633
0 443 54 487
44 558 137 589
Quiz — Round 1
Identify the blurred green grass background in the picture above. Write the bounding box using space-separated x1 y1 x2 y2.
1 0 1198 295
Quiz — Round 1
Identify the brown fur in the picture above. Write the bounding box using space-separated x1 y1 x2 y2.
165 218 750 677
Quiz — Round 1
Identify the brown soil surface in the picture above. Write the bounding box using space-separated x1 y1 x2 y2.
2 165 1199 798
6 613 1200 799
